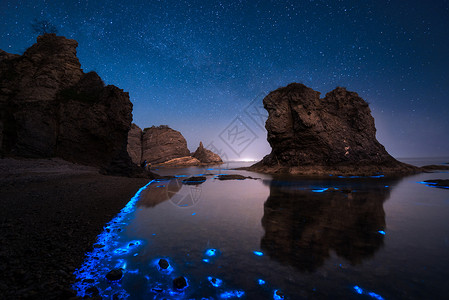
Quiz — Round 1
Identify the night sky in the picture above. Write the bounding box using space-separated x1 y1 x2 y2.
1 0 448 160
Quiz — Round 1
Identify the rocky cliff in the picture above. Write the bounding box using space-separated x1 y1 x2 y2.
250 83 418 176
126 126 223 166
0 34 142 176
141 125 190 164
192 141 223 164
127 123 143 165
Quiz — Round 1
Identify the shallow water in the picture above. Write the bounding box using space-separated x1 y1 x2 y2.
73 159 449 299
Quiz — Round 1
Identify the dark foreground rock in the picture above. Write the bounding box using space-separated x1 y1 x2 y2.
173 276 188 290
182 176 206 185
248 83 419 176
105 269 123 281
215 174 258 180
0 34 140 176
158 259 170 270
192 142 223 164
0 158 149 299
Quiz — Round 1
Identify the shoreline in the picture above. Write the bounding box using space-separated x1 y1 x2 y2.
0 158 149 299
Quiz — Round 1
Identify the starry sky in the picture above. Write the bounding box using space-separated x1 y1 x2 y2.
1 0 448 160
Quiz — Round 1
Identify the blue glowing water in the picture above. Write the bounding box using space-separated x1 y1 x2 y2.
73 160 449 299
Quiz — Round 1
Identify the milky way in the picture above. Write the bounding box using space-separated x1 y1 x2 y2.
1 0 448 159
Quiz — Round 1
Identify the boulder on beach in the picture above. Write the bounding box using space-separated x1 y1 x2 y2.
249 83 418 176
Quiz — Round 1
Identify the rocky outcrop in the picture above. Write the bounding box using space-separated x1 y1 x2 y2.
141 125 190 164
127 123 142 165
126 125 223 167
0 34 144 176
155 156 201 167
249 83 418 176
192 142 222 164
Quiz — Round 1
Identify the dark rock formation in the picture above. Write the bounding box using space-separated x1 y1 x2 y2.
261 178 397 272
0 34 141 176
192 141 223 164
215 174 258 180
173 276 188 290
141 125 190 164
105 268 123 281
158 259 170 270
249 83 418 176
182 176 206 185
127 123 142 165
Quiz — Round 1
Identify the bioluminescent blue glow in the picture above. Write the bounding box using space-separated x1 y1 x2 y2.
258 279 266 285
202 258 210 263
273 289 285 300
208 276 223 287
182 179 207 184
205 248 218 257
353 285 384 300
337 174 385 179
311 188 329 193
418 181 449 189
378 230 386 235
156 185 165 187
72 180 154 298
253 251 264 256
113 240 143 256
354 286 363 294
368 291 385 300
219 290 245 299
192 213 197 216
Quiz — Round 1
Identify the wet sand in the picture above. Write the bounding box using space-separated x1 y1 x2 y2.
0 158 149 299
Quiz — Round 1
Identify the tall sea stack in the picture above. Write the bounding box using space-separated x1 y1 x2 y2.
250 83 418 176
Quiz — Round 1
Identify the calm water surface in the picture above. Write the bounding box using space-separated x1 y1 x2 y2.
73 160 449 299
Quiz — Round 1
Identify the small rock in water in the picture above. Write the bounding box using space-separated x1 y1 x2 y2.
106 268 123 281
158 258 170 269
216 174 248 180
173 276 187 290
182 176 206 185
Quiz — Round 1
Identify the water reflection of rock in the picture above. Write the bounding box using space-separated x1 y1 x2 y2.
137 179 182 207
261 179 398 272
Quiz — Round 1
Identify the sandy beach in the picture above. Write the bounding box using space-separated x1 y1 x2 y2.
0 158 149 299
